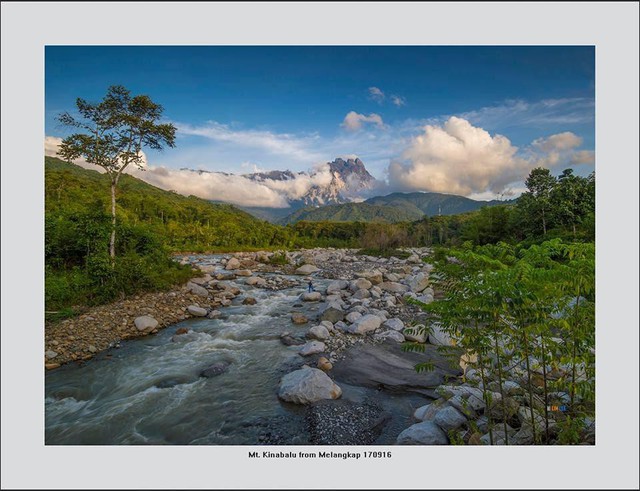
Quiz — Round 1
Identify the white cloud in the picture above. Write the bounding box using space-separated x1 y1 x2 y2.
388 119 594 197
388 117 529 196
368 86 385 104
569 150 596 165
460 98 595 128
176 121 324 163
532 131 582 152
341 111 385 132
391 95 406 107
129 166 291 208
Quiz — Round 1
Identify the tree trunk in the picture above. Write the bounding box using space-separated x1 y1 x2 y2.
542 208 547 236
110 179 117 260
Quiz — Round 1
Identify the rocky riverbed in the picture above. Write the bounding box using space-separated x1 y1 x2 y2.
44 247 594 445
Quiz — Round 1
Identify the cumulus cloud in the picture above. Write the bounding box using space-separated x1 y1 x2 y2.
569 150 595 165
391 95 406 107
368 86 385 104
129 167 291 208
387 119 594 197
388 117 529 195
341 111 385 132
532 131 582 152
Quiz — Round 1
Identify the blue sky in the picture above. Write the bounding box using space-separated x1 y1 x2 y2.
45 46 595 203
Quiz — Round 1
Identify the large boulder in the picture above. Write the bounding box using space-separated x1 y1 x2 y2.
134 315 159 333
331 342 461 395
235 269 252 277
356 270 383 285
186 282 209 297
379 282 409 294
225 257 241 270
301 291 322 302
396 421 448 445
277 367 342 404
407 272 430 293
350 314 382 335
299 341 326 356
296 264 320 275
319 302 345 323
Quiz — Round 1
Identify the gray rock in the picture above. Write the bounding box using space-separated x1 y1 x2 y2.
326 280 349 294
301 291 322 302
407 272 430 293
382 318 404 331
187 282 209 297
352 288 371 300
296 264 320 275
374 330 405 343
308 325 330 340
350 278 373 291
190 275 211 285
200 362 230 377
225 257 241 270
429 323 455 346
187 305 207 317
299 341 326 356
396 421 448 445
403 325 427 343
350 314 382 334
45 350 58 360
379 281 409 294
246 276 267 287
331 341 461 395
436 385 487 411
319 302 345 323
345 311 362 323
278 367 342 404
433 405 467 431
356 270 383 285
134 315 159 332
235 269 252 277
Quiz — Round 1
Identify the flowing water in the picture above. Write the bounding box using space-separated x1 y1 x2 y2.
45 256 428 445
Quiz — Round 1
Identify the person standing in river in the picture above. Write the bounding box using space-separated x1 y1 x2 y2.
308 279 314 293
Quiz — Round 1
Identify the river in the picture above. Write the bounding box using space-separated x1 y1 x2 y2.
45 256 429 445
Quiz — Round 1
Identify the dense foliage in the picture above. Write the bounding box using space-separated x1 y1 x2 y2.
281 202 423 224
406 239 595 444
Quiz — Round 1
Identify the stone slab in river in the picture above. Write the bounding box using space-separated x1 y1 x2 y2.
299 340 326 356
301 291 322 302
278 367 342 404
331 340 461 396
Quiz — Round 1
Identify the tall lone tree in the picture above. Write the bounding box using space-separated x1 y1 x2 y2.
524 167 556 236
57 85 176 259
